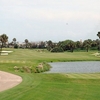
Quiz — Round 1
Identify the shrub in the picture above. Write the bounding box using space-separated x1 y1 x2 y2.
14 62 52 73
90 47 97 50
35 62 52 73
23 66 32 73
36 68 41 73
51 47 64 52
14 44 19 49
32 68 37 73
20 67 24 73
42 62 51 71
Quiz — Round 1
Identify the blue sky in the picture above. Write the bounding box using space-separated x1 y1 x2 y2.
0 0 100 42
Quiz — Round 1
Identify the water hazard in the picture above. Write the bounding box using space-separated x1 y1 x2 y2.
47 61 100 73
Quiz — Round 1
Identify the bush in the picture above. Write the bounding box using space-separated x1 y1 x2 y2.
14 44 19 49
20 67 24 73
51 47 64 52
13 62 52 73
47 46 52 51
43 64 50 71
36 68 41 73
35 62 52 73
90 47 97 50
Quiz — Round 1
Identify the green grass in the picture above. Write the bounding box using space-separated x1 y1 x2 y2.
0 73 100 100
0 48 100 100
0 48 100 62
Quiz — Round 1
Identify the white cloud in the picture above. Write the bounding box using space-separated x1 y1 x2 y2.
0 0 100 42
0 0 100 21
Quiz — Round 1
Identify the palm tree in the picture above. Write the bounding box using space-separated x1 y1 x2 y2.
75 41 83 50
0 36 2 50
61 40 75 52
83 40 91 52
47 40 53 51
0 34 8 53
25 39 29 48
97 32 100 38
58 40 75 52
91 40 97 47
84 43 91 52
13 38 16 45
67 41 75 52
97 32 100 51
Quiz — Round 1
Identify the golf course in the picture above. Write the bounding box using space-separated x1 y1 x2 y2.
0 48 100 100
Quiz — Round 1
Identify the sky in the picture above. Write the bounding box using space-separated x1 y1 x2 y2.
0 0 100 43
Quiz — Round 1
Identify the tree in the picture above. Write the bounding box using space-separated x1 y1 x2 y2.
63 40 75 52
0 34 8 52
84 44 91 52
38 41 45 48
47 40 53 51
12 38 18 48
30 42 37 48
97 32 100 51
83 40 91 52
25 39 29 48
90 40 97 50
91 40 97 47
47 40 53 46
67 40 75 52
13 38 16 44
0 36 2 50
76 41 81 48
58 40 75 52
58 41 66 51
97 32 100 38
51 47 64 52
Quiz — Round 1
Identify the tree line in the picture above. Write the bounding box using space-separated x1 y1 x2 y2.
0 32 100 52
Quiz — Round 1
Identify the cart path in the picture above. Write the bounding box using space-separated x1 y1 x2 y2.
0 71 22 92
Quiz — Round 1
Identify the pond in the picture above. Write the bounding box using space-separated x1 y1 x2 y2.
47 61 100 73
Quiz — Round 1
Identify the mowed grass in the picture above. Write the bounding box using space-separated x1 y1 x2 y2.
0 48 100 62
0 48 100 100
0 73 100 100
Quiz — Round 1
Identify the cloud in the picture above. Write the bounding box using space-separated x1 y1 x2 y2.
0 0 100 42
0 0 100 21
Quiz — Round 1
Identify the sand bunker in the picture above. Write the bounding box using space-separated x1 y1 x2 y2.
0 71 22 92
0 51 13 55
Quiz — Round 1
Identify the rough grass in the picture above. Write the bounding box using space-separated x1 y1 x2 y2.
0 48 100 100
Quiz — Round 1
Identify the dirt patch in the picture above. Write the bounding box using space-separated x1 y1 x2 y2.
0 71 22 92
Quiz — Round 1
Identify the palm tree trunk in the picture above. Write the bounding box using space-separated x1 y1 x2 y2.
98 39 100 52
87 48 88 52
0 44 2 55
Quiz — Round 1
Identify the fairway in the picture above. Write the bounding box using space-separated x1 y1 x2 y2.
65 73 100 79
0 49 100 100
